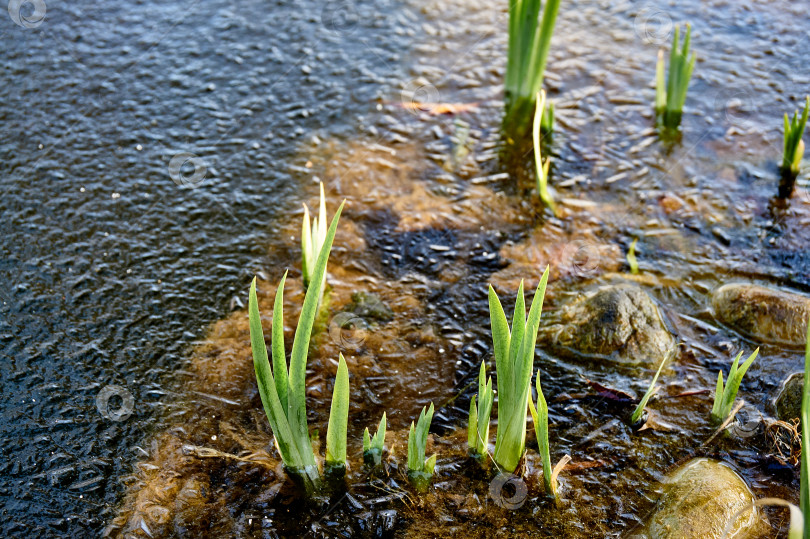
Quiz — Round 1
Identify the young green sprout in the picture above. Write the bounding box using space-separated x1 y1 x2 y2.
301 182 328 292
325 353 350 474
489 266 550 473
533 90 558 216
528 370 570 499
626 238 639 275
629 353 668 427
710 348 758 424
468 361 493 457
248 201 345 491
655 24 696 132
407 403 437 491
778 96 809 198
363 413 387 466
503 0 561 139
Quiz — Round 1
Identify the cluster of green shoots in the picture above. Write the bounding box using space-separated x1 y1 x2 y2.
503 0 560 140
363 412 387 466
655 24 695 133
407 404 437 491
710 348 759 424
489 269 549 474
251 187 441 492
248 201 346 491
468 267 570 498
779 96 809 198
250 186 779 511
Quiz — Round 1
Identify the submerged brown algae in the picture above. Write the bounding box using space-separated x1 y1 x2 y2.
106 0 810 537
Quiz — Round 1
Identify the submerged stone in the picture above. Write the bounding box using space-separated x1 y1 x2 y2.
346 291 395 322
544 284 675 365
774 372 804 422
712 283 810 345
644 458 763 539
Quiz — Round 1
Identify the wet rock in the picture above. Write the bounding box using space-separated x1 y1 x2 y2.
712 283 810 345
643 458 764 539
355 509 398 536
774 372 804 421
347 291 394 322
544 284 675 365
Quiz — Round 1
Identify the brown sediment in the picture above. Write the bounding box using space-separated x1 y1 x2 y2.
491 218 623 292
300 138 530 232
107 257 456 536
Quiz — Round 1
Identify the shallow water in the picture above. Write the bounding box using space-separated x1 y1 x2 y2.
3 0 810 536
0 0 418 534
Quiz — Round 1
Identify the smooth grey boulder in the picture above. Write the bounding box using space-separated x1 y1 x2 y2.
712 283 810 345
642 458 764 539
544 284 675 365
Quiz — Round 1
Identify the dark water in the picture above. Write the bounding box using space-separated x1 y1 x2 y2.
3 0 810 536
0 0 418 535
